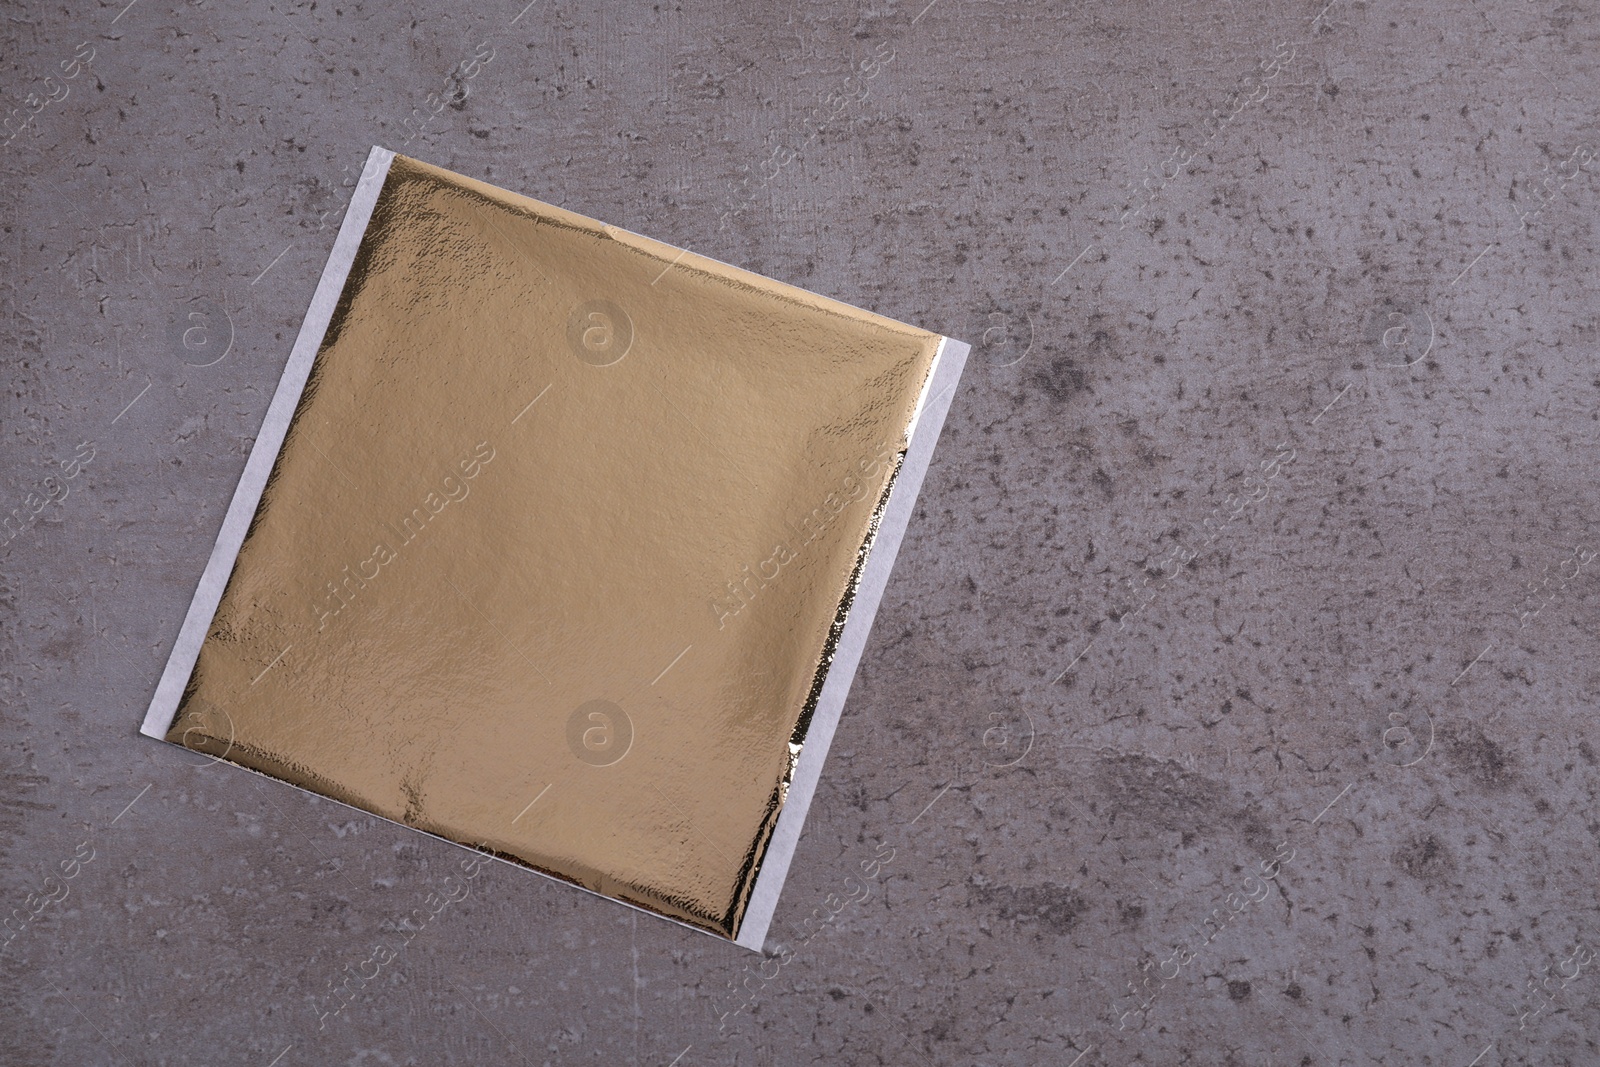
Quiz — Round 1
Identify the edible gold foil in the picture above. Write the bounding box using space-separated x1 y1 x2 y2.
166 154 943 939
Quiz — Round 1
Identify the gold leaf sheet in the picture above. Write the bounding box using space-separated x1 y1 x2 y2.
168 154 941 939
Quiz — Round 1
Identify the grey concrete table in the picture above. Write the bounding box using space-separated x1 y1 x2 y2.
3 0 1598 1064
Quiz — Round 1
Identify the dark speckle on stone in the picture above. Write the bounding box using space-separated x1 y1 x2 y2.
1394 833 1455 884
1091 466 1113 499
1031 354 1090 403
1094 753 1230 837
976 882 1087 935
1449 727 1515 789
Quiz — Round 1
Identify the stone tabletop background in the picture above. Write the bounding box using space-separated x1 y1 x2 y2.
3 0 1598 1064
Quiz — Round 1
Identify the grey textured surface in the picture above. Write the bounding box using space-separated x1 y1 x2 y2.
3 0 1599 1064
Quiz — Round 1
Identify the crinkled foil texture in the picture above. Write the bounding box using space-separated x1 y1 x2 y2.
168 154 941 939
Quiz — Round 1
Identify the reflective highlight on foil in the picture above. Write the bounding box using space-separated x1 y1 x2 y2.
167 153 942 940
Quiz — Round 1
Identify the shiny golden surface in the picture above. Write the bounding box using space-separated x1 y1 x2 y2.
168 154 941 938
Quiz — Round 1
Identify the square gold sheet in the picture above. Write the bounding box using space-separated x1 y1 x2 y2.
142 149 963 943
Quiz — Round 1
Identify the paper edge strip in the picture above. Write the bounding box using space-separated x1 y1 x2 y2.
138 146 396 740
734 335 970 951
